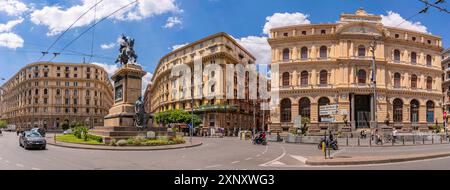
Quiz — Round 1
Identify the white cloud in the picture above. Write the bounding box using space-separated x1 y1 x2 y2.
164 16 182 28
381 11 428 33
0 0 29 16
100 42 116 49
0 18 24 33
263 12 311 35
236 36 271 65
30 0 181 36
171 43 188 50
0 32 24 49
142 72 153 94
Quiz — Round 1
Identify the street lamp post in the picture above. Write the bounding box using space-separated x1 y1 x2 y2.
370 36 380 131
190 83 194 144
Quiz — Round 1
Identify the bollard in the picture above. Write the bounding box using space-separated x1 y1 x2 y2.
402 137 405 146
369 137 372 147
432 136 434 144
346 136 349 146
358 138 360 146
392 137 395 146
413 135 415 144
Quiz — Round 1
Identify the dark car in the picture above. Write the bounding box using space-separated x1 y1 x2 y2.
31 128 46 137
19 131 46 150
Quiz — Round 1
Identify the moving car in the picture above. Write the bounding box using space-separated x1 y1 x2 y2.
31 128 46 137
19 131 46 150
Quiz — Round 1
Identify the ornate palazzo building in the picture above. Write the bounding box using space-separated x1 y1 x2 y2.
0 62 114 130
148 32 268 135
268 9 444 133
442 49 450 113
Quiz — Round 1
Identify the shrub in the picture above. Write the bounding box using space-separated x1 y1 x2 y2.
116 140 127 146
109 139 117 146
126 138 134 145
87 134 103 143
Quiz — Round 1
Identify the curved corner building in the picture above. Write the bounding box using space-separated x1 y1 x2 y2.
148 32 268 136
0 62 114 130
268 8 444 133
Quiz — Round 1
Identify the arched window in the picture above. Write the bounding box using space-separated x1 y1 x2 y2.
35 89 39 95
280 98 292 122
282 72 290 87
56 89 60 95
426 55 432 66
394 73 401 88
318 97 330 122
320 70 328 85
394 49 401 62
358 70 366 84
411 52 417 64
283 48 290 61
301 71 309 86
301 47 308 59
426 101 435 123
299 98 311 120
411 74 418 89
426 76 433 90
358 45 366 57
393 99 403 123
320 46 328 59
410 99 419 123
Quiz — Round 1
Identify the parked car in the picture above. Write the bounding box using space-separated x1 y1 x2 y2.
31 128 46 137
19 131 46 150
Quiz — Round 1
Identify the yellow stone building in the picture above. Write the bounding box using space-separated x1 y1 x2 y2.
148 32 267 136
442 49 450 113
268 9 444 133
0 62 114 130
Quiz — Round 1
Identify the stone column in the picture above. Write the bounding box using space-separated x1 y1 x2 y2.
350 93 355 130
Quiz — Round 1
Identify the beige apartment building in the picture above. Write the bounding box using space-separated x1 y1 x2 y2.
0 62 114 130
442 49 450 113
268 8 444 133
148 32 268 136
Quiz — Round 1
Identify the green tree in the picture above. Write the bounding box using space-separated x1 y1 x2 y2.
0 120 7 129
154 109 202 126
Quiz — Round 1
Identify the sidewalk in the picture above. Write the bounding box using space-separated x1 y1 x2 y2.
306 152 450 166
46 135 202 151
305 144 450 166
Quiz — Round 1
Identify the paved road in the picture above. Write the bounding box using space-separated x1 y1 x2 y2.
1 132 450 170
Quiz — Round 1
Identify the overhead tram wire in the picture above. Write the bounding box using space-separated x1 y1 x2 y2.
40 0 105 63
419 0 450 14
49 0 138 62
88 0 99 63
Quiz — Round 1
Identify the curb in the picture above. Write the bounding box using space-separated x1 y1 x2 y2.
305 152 450 166
47 141 203 151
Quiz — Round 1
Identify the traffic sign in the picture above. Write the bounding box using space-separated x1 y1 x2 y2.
319 105 339 116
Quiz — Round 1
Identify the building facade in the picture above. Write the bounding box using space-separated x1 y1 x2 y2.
0 62 114 130
148 32 268 136
143 83 152 113
268 8 444 133
442 49 450 113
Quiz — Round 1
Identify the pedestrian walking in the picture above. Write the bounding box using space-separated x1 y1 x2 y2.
393 128 398 143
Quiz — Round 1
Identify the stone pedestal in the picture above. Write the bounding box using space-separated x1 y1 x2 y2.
90 64 147 143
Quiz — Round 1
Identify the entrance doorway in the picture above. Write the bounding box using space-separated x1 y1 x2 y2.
355 95 371 128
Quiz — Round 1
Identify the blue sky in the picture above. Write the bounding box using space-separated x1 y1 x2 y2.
1 0 449 88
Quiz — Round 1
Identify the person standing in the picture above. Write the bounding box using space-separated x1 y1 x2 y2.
393 128 398 143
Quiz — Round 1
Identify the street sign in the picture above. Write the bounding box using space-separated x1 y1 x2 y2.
293 115 302 128
321 117 336 123
188 123 193 129
319 105 339 116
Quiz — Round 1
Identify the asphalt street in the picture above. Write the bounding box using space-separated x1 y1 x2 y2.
1 132 450 170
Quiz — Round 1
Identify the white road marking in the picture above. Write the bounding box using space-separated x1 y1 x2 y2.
231 161 240 164
259 145 286 167
290 155 307 164
16 164 24 168
245 157 252 160
256 154 261 157
268 161 286 166
205 164 222 168
262 145 268 154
